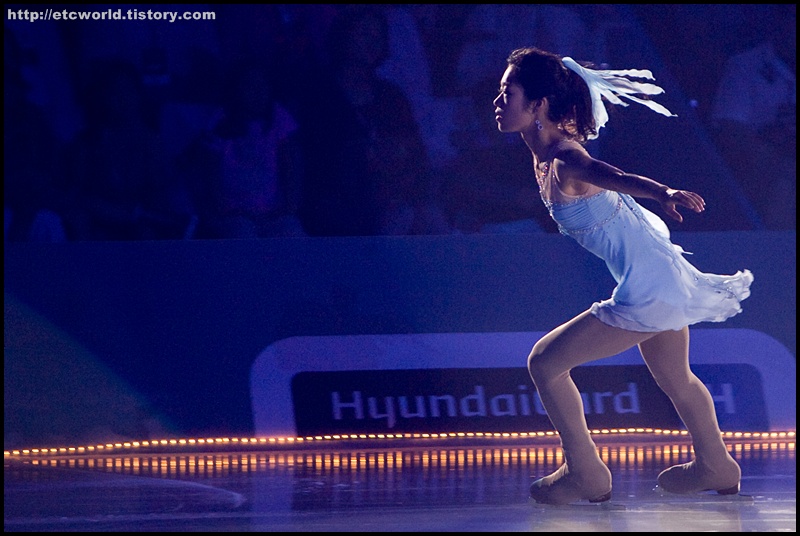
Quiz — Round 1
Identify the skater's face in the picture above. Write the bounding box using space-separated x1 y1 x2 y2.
494 65 535 134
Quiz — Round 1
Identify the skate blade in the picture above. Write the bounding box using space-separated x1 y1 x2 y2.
652 485 755 503
529 497 627 511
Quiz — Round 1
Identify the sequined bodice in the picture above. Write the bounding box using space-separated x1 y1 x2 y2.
534 142 611 237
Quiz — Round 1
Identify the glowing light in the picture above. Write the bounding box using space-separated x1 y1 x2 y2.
3 429 794 458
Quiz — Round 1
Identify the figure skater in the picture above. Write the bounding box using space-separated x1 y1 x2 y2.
493 47 753 505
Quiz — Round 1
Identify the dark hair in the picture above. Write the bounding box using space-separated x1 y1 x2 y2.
506 47 596 143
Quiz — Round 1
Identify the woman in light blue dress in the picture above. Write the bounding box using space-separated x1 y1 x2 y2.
493 47 753 505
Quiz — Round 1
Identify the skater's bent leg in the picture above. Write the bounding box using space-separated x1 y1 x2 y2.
528 310 652 450
638 328 727 456
639 327 740 494
527 310 652 503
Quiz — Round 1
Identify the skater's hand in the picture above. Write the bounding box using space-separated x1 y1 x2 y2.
660 189 705 223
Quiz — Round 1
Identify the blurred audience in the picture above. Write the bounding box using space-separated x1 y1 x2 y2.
289 5 450 237
214 4 285 68
709 4 796 230
177 60 306 238
60 58 191 240
376 5 463 169
4 25 68 242
5 5 792 241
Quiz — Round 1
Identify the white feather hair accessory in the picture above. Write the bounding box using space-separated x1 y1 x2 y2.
561 56 677 139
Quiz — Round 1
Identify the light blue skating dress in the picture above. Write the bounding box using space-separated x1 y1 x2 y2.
537 141 753 332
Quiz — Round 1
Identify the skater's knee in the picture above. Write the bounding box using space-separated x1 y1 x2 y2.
527 344 566 386
527 343 544 379
651 370 702 400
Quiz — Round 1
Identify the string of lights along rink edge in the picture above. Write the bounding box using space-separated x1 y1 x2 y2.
5 428 795 458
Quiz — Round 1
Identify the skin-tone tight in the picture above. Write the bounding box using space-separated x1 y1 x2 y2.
528 309 737 501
